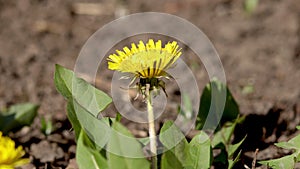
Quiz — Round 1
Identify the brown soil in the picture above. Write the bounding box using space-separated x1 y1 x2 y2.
1 0 300 168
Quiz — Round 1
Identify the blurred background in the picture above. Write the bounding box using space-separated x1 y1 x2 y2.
1 0 300 168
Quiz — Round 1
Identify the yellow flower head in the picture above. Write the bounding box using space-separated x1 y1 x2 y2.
0 132 30 169
107 39 182 79
107 39 182 96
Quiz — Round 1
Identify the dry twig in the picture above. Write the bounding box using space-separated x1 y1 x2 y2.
252 148 259 169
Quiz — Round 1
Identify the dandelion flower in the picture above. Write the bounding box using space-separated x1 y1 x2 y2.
0 132 30 169
107 39 182 96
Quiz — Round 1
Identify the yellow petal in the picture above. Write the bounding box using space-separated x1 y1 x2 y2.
107 39 182 78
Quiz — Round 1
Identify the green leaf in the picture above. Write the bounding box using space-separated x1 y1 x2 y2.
159 121 188 166
211 117 244 149
211 122 235 148
77 129 108 169
107 122 150 169
72 100 111 148
196 79 239 130
275 133 300 150
185 132 212 169
159 120 188 150
137 137 150 146
66 100 82 140
297 126 300 130
178 94 193 119
54 65 113 143
260 154 296 169
116 112 122 122
41 117 54 135
213 144 228 166
161 150 183 169
228 136 246 158
211 117 245 168
259 127 300 169
54 64 112 117
228 150 242 169
0 103 38 134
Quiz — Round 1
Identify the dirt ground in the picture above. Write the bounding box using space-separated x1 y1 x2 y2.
1 0 300 168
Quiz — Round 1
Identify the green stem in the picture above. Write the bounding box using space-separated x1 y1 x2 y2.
146 84 157 169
